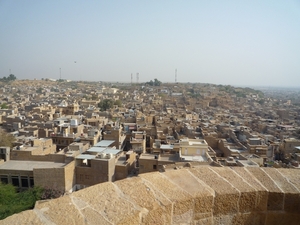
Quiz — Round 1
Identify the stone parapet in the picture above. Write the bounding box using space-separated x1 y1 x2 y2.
1 167 300 224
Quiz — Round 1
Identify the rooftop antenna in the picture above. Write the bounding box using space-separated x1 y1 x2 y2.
175 69 177 83
131 73 133 86
59 68 61 80
74 61 79 81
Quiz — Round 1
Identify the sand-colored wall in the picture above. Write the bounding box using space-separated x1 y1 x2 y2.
115 153 136 180
11 151 65 163
2 167 300 225
32 161 75 192
33 167 66 192
75 158 115 187
64 160 76 192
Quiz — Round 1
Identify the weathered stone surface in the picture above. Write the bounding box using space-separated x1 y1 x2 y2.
193 216 213 225
210 167 257 213
72 182 141 225
190 167 240 215
114 176 172 224
213 214 234 225
265 212 300 225
231 212 266 225
140 171 194 224
1 210 43 225
1 167 300 225
262 168 300 213
163 169 214 221
80 207 112 225
34 195 86 225
247 167 284 211
231 167 268 211
277 168 300 190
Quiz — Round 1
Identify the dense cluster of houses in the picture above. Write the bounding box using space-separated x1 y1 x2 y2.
0 80 299 193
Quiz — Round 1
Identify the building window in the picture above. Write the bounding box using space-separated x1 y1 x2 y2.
29 177 34 187
11 176 19 187
21 176 29 188
0 175 8 184
153 165 157 170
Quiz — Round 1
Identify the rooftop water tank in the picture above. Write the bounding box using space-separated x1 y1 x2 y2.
70 119 78 126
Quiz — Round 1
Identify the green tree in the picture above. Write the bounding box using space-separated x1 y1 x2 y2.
114 99 122 107
0 129 15 148
36 87 43 94
0 74 16 82
188 88 195 94
91 94 98 100
0 183 43 220
146 80 154 86
145 78 162 86
0 182 64 220
0 103 8 109
153 78 162 86
8 74 16 81
98 99 114 111
50 87 58 92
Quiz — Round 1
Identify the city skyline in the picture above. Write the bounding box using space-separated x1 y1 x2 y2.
1 0 300 87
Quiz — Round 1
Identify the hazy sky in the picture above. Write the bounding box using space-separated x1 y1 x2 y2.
1 1 300 87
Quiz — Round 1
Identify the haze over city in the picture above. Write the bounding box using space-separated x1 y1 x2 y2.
1 0 300 87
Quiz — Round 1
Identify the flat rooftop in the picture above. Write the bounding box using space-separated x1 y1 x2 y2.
0 160 66 171
87 147 121 155
229 148 247 154
159 154 180 162
181 155 208 162
14 146 37 152
87 147 107 153
102 149 121 155
116 156 127 165
76 154 96 160
94 140 115 147
139 154 158 160
160 144 174 150
237 160 259 167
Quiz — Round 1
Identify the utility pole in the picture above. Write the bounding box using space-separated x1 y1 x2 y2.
175 69 177 83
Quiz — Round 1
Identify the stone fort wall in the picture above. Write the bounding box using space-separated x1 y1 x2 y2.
2 167 300 224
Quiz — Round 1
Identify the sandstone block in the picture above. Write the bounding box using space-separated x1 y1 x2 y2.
247 168 284 211
190 167 239 215
231 167 268 211
140 171 194 224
